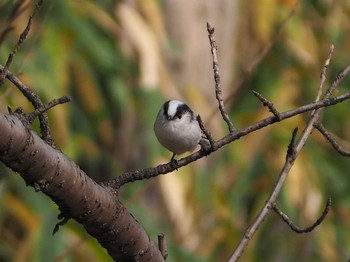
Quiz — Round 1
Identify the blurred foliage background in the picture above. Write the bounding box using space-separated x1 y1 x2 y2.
0 0 350 261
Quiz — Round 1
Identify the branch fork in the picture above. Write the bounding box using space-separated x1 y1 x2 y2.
229 44 350 261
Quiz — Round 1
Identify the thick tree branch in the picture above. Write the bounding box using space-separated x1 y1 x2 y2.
0 114 164 261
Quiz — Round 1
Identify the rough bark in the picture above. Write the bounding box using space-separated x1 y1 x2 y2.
0 113 164 262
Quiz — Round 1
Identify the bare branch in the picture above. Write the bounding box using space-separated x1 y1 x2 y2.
228 127 306 262
0 2 54 147
26 96 72 123
0 7 347 258
315 123 350 157
1 64 42 106
228 50 350 262
110 91 350 187
272 197 332 233
207 22 235 133
252 90 281 120
325 63 350 98
0 64 55 147
197 114 215 150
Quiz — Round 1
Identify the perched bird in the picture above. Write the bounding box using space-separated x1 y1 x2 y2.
154 100 207 163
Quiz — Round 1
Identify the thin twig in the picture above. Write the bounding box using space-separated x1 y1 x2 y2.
25 96 72 123
315 123 350 157
325 63 350 99
252 90 281 120
207 22 235 133
0 0 43 85
272 197 332 233
315 44 335 103
288 60 350 155
197 115 215 150
206 0 300 124
0 64 54 147
0 64 42 106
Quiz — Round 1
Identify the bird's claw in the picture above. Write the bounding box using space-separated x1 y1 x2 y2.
170 154 178 170
199 139 212 156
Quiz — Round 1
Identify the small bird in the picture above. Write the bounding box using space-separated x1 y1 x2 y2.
154 100 207 164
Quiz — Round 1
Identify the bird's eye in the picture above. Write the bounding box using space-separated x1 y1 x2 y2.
174 111 183 119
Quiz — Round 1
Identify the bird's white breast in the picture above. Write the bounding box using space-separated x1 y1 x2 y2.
154 110 201 155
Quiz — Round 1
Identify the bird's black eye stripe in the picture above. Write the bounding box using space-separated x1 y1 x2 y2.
175 103 192 119
163 101 170 117
176 113 182 119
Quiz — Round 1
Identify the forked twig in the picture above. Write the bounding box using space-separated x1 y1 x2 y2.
25 96 72 123
252 90 281 120
228 44 347 262
0 1 55 146
0 64 55 146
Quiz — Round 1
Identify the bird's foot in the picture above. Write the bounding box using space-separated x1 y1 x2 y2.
199 138 212 156
170 154 178 170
